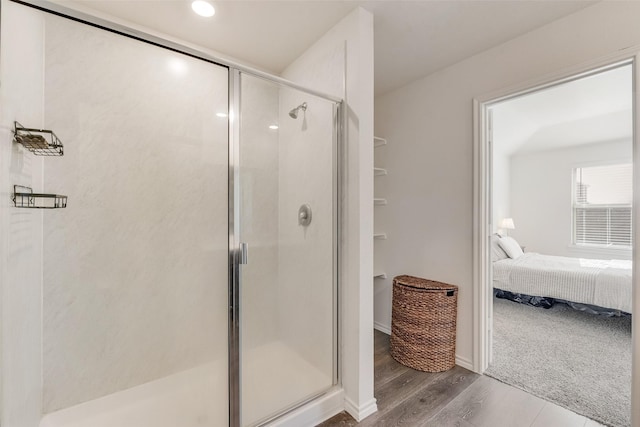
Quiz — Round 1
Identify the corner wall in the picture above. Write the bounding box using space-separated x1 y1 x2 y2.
0 2 45 426
374 1 640 376
282 6 376 422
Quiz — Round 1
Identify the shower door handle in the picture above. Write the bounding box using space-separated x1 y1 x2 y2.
239 242 248 265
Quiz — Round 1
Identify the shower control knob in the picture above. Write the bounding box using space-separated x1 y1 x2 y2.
298 204 312 226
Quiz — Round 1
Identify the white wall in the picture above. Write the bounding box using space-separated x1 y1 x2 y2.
374 0 640 372
0 2 45 426
41 13 229 414
510 139 632 260
282 7 376 421
492 145 511 233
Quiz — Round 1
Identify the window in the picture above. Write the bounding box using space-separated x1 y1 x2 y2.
573 163 632 248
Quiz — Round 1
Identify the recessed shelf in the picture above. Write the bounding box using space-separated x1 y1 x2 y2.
13 121 64 156
374 136 387 148
12 185 67 209
374 137 387 282
374 167 387 176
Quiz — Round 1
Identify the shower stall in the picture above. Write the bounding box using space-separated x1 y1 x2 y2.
1 2 340 426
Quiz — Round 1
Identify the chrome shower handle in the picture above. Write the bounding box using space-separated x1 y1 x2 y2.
298 204 312 226
239 243 248 265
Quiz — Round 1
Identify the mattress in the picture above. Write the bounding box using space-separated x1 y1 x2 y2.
493 252 632 314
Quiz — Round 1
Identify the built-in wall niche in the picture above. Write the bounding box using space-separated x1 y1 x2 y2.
374 136 387 280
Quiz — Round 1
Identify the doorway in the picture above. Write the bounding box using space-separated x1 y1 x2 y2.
474 59 636 427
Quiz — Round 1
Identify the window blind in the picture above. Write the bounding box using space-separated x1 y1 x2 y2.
573 163 632 248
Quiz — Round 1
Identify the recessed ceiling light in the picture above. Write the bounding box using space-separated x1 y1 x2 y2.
192 0 215 17
269 125 279 130
216 112 228 118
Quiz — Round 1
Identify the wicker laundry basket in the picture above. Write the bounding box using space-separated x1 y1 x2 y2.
390 275 458 372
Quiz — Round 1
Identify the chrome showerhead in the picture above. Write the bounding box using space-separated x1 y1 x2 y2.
289 102 307 119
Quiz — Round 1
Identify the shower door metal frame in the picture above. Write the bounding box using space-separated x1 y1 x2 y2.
6 2 344 426
229 69 343 427
228 69 242 427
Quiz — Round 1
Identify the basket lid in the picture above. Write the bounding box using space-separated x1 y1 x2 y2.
393 275 457 291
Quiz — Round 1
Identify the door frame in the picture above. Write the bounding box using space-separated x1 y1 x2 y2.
473 49 640 425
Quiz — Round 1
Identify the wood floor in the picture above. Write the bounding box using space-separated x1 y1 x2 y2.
318 330 605 427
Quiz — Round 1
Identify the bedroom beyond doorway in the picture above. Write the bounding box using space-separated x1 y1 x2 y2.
485 63 633 427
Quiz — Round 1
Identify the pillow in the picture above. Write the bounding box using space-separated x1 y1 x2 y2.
490 234 509 262
498 236 524 259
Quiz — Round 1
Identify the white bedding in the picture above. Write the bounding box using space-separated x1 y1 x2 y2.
493 252 632 314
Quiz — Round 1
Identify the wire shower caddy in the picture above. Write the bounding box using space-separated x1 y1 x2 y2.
13 121 64 156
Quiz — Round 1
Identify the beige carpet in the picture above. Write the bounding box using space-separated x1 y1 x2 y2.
486 296 631 427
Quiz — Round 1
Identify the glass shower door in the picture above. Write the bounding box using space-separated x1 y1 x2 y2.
236 72 338 426
35 9 230 427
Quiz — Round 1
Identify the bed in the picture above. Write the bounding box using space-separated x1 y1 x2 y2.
491 235 632 315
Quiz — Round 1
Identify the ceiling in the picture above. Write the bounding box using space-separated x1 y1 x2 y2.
491 64 633 156
57 0 596 96
364 0 595 95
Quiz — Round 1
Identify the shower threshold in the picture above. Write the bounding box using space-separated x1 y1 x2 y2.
40 341 331 427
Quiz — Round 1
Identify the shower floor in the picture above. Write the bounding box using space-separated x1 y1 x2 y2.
40 341 331 427
243 341 333 425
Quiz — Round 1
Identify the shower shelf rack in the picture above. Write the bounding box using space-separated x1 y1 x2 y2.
12 185 67 209
374 136 387 148
13 121 64 156
374 167 387 176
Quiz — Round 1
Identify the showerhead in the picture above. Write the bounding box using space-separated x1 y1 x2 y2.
289 102 307 119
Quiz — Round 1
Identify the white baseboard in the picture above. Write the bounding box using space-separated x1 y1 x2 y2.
270 387 344 427
455 355 474 371
344 396 377 422
373 321 391 335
